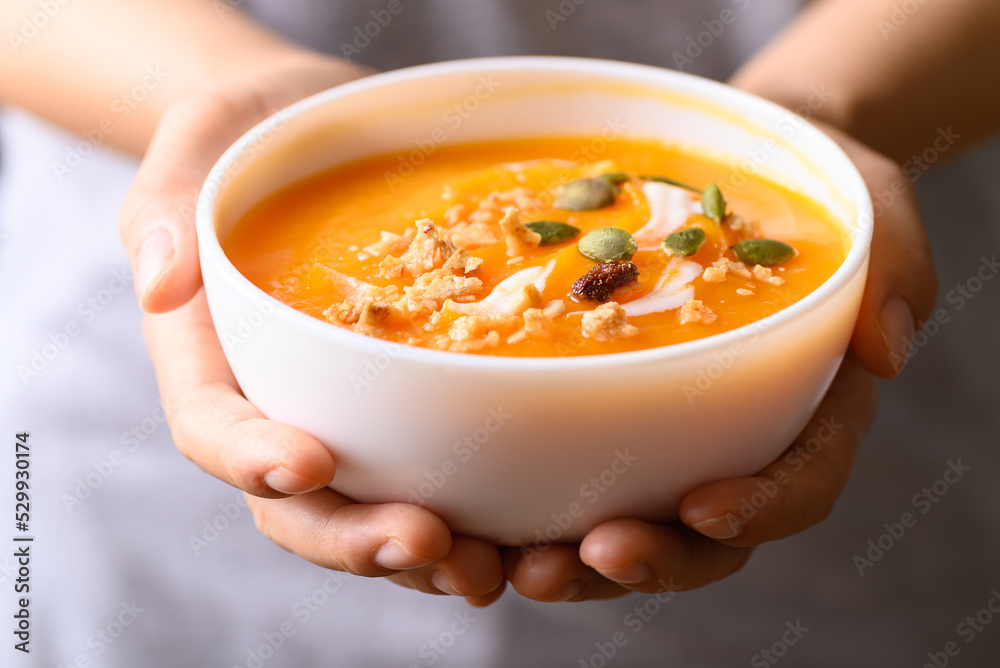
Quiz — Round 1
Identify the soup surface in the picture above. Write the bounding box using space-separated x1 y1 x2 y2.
224 137 848 357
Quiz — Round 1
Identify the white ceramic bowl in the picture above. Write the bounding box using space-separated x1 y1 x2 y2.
196 57 872 546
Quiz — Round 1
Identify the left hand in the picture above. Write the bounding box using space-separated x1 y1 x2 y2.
126 55 507 607
500 122 937 602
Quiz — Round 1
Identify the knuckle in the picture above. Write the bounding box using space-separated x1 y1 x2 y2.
118 191 156 248
224 455 257 495
317 508 361 574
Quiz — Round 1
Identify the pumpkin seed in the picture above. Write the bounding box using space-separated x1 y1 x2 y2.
577 227 638 262
555 178 619 211
600 172 631 185
701 183 726 223
662 228 706 257
524 220 580 246
730 239 796 266
638 175 700 193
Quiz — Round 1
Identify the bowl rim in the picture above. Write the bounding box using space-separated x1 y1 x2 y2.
196 55 873 372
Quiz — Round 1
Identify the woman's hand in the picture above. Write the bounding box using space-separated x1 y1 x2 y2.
501 125 938 602
122 55 505 605
123 53 935 606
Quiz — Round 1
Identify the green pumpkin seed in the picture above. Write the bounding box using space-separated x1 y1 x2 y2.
524 220 580 246
638 175 700 193
577 227 638 262
555 178 619 211
662 228 707 257
730 239 796 266
600 172 631 185
701 183 726 223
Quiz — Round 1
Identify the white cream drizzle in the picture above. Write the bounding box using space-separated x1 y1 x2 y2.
448 260 556 315
633 182 701 250
621 258 703 317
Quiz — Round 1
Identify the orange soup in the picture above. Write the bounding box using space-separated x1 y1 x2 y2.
224 137 849 357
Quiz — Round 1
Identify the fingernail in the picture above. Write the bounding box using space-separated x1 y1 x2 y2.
263 467 325 495
431 571 462 596
602 560 651 585
554 580 583 602
375 540 427 570
876 296 915 375
134 229 174 305
691 513 745 540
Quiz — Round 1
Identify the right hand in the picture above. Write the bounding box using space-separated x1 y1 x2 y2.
121 53 506 606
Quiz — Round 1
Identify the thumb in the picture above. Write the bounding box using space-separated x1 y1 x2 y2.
814 123 938 379
849 148 937 379
119 94 261 313
118 54 373 314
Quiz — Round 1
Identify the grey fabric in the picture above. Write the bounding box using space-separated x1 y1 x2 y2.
1 1 998 666
239 0 799 78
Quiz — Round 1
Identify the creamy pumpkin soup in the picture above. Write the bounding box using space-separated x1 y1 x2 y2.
224 137 849 357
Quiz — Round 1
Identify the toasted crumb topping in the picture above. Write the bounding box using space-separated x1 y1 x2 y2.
581 302 640 342
445 314 514 353
543 300 567 317
445 187 541 230
323 300 394 334
377 256 405 280
506 330 528 345
363 230 412 259
752 264 786 286
355 303 394 335
701 266 727 283
707 258 753 281
445 220 498 248
522 308 554 337
499 207 542 258
678 299 717 325
442 249 484 275
304 163 801 354
443 203 467 226
702 256 785 287
475 187 541 221
324 301 361 325
405 270 483 306
401 221 458 276
508 283 544 315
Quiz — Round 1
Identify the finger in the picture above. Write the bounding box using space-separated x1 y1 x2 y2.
119 93 264 313
817 124 938 379
119 58 371 314
465 580 508 608
580 520 753 593
144 291 336 497
386 536 504 599
504 544 626 603
246 491 452 576
679 353 878 547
